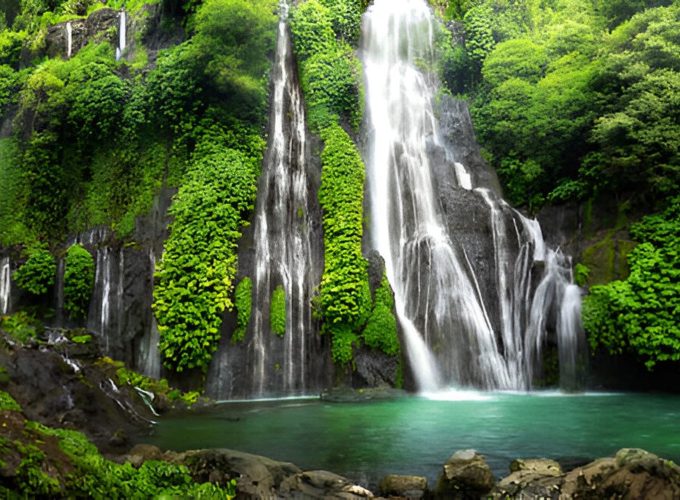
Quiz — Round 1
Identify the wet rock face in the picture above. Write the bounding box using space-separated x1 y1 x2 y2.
435 449 496 499
0 335 155 453
437 96 502 194
45 9 120 59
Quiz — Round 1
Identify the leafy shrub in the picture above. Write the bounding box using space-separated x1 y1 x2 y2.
0 390 21 411
291 0 364 131
0 311 40 343
153 143 260 373
363 274 400 356
270 285 286 336
233 277 252 343
583 199 680 368
317 124 371 363
14 248 55 295
63 244 94 320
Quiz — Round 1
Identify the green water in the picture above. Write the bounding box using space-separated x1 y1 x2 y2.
145 391 680 487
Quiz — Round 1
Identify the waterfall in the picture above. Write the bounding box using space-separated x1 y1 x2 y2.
115 11 126 61
65 21 72 58
87 236 125 358
138 249 161 378
207 0 323 399
362 0 584 391
525 250 586 389
250 0 316 396
1 257 10 315
55 258 65 326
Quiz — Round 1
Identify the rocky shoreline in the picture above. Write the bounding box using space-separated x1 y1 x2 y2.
118 444 680 498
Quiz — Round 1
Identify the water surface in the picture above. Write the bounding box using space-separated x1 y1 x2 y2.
145 392 680 487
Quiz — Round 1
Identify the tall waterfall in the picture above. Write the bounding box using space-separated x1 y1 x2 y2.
65 21 72 58
115 11 126 61
1 257 10 315
362 0 584 391
207 0 325 399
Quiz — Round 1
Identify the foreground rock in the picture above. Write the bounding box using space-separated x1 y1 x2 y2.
379 474 428 498
123 446 374 499
0 333 155 453
434 449 495 499
491 448 680 499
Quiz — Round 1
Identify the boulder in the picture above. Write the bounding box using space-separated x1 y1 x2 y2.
280 470 374 499
493 458 563 499
379 474 428 499
435 449 495 499
492 449 680 499
170 448 301 498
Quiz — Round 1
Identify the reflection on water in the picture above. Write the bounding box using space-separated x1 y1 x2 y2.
145 393 680 488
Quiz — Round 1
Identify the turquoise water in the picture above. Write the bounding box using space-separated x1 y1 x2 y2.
145 391 680 487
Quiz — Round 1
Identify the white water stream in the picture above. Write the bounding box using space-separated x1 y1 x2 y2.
0 257 10 315
250 0 315 396
115 11 127 61
363 0 584 391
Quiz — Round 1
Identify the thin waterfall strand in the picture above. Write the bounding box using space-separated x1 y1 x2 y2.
116 11 126 61
250 0 314 396
0 257 10 315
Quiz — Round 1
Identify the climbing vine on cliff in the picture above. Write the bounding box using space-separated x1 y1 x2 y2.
363 273 400 356
153 139 261 373
291 0 371 365
318 124 372 363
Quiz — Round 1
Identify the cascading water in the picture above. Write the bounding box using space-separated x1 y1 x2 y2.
207 0 324 399
250 0 317 396
362 0 584 391
85 232 125 358
138 249 161 378
115 11 126 61
65 21 72 58
1 257 10 315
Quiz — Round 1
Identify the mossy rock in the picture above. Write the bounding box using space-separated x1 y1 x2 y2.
580 230 637 286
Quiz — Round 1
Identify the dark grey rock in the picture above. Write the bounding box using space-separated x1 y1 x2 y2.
379 474 428 499
435 449 495 499
280 470 374 499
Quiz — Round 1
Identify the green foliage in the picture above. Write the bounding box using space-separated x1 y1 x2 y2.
583 199 680 369
595 0 673 28
0 138 31 246
317 123 371 363
461 2 678 209
462 4 495 69
70 333 92 344
63 244 94 320
317 0 362 45
0 390 21 411
587 5 680 202
291 0 364 131
482 38 547 86
153 139 261 373
573 263 590 287
233 277 252 343
290 0 335 61
14 247 55 295
363 274 400 356
191 0 277 120
25 423 237 498
270 285 286 337
0 311 40 343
